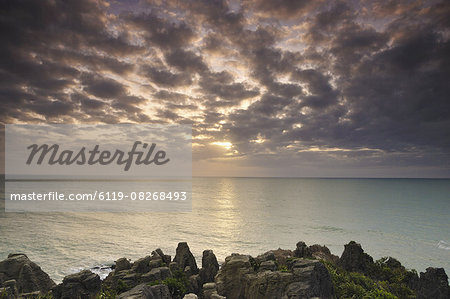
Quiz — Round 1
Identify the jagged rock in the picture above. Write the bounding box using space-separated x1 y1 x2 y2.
173 243 198 275
215 254 255 298
380 256 403 269
153 249 171 266
416 267 450 299
149 260 163 270
199 250 219 284
255 251 276 264
293 241 312 258
52 270 101 299
141 268 162 283
116 258 132 272
131 256 152 273
184 266 193 277
202 282 218 299
215 254 334 299
259 260 277 272
122 272 139 288
337 241 373 273
188 274 201 294
0 253 55 295
117 283 171 299
309 244 339 263
169 262 178 274
1 279 18 298
149 284 172 299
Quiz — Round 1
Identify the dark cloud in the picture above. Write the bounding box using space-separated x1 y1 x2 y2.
124 12 195 49
0 0 449 176
82 75 127 99
246 0 322 19
165 49 208 73
143 66 193 87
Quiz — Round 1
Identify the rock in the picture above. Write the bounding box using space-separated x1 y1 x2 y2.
263 249 293 268
255 251 276 264
169 262 178 274
293 241 312 258
115 258 132 272
251 259 333 299
259 260 277 272
199 250 219 284
154 249 171 266
184 266 193 277
148 284 172 299
338 241 374 273
1 279 18 298
215 254 254 298
52 270 101 299
173 243 198 275
416 267 450 299
117 283 154 299
19 290 41 298
183 293 198 299
202 282 218 299
131 256 152 273
309 244 339 264
0 253 55 295
141 268 162 283
117 283 172 299
188 274 201 294
215 254 334 299
150 260 163 270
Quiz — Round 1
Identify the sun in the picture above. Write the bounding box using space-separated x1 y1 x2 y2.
211 141 233 150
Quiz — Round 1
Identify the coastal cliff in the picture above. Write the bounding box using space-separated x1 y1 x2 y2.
0 241 449 299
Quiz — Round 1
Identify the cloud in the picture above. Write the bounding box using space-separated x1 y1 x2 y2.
0 0 449 176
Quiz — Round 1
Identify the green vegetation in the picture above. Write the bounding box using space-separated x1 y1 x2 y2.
116 279 130 293
278 264 289 272
96 286 117 299
0 289 8 299
324 259 416 299
148 269 190 298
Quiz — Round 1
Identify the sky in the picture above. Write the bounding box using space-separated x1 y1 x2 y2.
0 0 449 177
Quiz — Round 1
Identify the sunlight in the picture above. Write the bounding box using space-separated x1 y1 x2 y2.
211 141 233 150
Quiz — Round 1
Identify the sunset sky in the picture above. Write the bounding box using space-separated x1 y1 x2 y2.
1 0 449 177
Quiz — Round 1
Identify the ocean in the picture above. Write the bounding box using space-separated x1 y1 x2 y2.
0 177 449 283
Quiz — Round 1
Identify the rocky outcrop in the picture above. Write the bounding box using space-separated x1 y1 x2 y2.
103 248 173 291
215 253 334 299
309 244 339 264
0 253 55 295
199 250 219 284
1 241 449 299
215 254 253 298
115 258 132 272
293 241 312 258
52 269 101 299
416 267 450 299
173 242 199 274
117 283 172 299
337 241 374 273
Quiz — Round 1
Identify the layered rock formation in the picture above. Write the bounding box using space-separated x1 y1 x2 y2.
0 241 449 299
0 253 55 296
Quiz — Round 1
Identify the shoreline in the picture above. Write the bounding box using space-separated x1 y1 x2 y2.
1 240 449 298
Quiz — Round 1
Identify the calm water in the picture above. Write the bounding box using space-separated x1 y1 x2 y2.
1 177 449 282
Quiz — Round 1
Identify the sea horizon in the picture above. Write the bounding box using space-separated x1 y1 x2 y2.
1 177 449 283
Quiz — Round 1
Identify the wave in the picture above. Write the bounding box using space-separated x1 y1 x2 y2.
437 240 450 250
